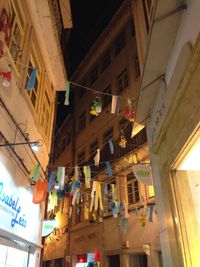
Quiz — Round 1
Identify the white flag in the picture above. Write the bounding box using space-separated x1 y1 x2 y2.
94 148 100 167
111 95 118 114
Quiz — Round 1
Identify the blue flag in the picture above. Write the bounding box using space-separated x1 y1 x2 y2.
48 171 55 192
149 206 154 222
108 139 114 154
106 161 112 177
27 68 37 91
33 164 40 182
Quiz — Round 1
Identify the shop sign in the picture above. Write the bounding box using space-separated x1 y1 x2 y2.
0 161 41 244
42 220 56 237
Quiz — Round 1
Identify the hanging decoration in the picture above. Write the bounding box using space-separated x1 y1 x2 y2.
48 190 58 211
83 165 91 188
0 9 11 57
90 97 102 116
119 218 128 231
124 99 135 121
84 205 90 221
60 167 65 190
111 95 118 114
74 166 79 180
32 179 48 204
27 67 37 91
48 171 55 192
94 148 100 167
149 206 154 222
90 181 103 212
119 135 127 148
109 201 119 218
108 139 114 154
138 214 147 227
0 64 11 87
64 80 70 105
32 164 40 182
106 161 112 177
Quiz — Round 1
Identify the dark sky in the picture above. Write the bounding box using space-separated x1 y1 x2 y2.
56 0 124 129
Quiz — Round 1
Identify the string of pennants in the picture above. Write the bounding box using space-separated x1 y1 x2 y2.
0 61 136 121
30 160 154 231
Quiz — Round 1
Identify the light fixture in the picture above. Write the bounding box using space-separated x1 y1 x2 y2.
0 139 42 152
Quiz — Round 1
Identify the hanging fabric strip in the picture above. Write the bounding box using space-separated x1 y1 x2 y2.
74 166 79 180
84 205 89 221
94 148 100 167
57 167 62 184
111 95 118 114
60 167 65 190
106 161 112 177
27 67 37 91
64 80 70 105
149 206 154 222
111 184 115 201
48 171 55 192
29 164 37 180
90 181 96 212
104 184 108 196
33 164 40 182
83 166 91 188
108 139 114 154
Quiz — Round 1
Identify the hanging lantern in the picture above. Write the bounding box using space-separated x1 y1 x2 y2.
124 99 135 121
0 64 11 87
119 135 127 148
90 97 102 116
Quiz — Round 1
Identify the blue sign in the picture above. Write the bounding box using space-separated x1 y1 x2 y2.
0 182 27 228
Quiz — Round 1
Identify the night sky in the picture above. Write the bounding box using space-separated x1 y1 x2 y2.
56 0 124 129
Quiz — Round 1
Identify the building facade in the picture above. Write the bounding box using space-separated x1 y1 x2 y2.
49 1 162 267
0 0 71 266
134 0 200 267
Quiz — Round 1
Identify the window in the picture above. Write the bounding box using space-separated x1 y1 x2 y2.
115 32 125 56
78 111 86 132
135 56 141 78
117 68 128 94
102 84 112 109
77 151 85 165
130 254 148 267
103 128 113 143
127 173 140 205
90 65 98 84
101 50 111 72
40 76 54 139
8 1 26 66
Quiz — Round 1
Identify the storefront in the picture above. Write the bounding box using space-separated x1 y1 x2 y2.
0 149 43 267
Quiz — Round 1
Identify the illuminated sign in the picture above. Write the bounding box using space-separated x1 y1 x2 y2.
42 220 56 237
77 254 87 263
0 182 27 228
0 159 41 245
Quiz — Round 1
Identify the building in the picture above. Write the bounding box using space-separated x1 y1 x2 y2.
48 1 162 267
134 0 200 267
0 0 71 266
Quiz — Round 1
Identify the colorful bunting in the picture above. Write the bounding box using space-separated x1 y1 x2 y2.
32 179 48 204
57 167 62 185
64 80 70 105
48 190 58 211
106 161 112 177
60 167 65 190
0 64 11 87
74 166 79 180
27 67 37 91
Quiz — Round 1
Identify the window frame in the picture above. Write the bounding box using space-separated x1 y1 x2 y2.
115 31 125 56
117 68 129 94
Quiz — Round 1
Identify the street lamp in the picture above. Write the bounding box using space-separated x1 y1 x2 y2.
0 140 42 152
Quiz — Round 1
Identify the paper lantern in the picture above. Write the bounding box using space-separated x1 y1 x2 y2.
32 179 48 204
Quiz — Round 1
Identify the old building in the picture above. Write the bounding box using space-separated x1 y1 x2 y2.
49 1 162 267
0 0 71 266
134 0 200 267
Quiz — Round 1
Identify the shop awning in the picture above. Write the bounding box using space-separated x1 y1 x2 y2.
0 227 43 252
135 0 187 125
